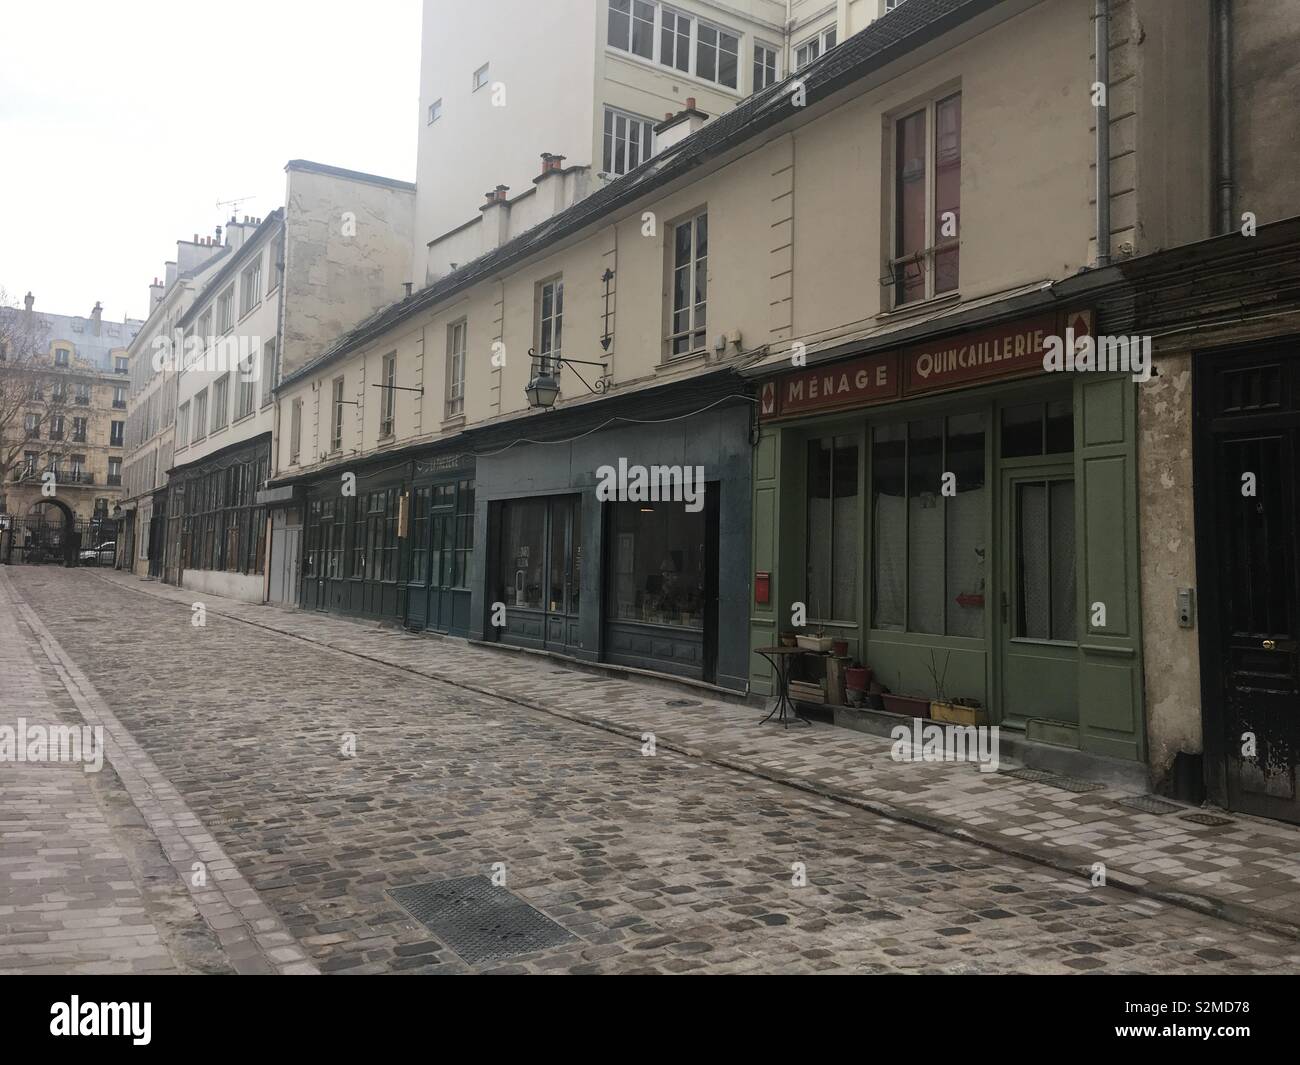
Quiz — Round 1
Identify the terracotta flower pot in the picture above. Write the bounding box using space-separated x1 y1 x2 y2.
845 666 871 691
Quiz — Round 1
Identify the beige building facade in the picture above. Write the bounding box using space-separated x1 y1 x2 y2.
413 0 909 284
1 296 141 557
266 0 1300 817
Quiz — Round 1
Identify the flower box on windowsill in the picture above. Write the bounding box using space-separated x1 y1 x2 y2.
796 635 834 652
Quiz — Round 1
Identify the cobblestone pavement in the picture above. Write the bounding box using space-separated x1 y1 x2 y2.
90 568 1300 938
0 573 228 974
4 567 1300 974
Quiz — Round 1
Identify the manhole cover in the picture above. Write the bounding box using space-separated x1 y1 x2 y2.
1115 795 1183 815
1179 813 1235 827
666 699 700 708
388 876 576 965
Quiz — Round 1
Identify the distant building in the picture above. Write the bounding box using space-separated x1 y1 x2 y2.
0 292 142 532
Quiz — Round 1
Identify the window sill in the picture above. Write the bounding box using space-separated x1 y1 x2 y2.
237 303 260 325
232 411 257 427
657 348 707 372
604 48 742 98
440 414 466 431
875 290 961 323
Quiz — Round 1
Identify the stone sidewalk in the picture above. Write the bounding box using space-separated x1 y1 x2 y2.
0 574 180 974
0 569 316 975
95 569 1300 940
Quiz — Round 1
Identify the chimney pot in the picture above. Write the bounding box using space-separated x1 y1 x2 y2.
193 233 199 244
686 97 696 110
24 292 34 312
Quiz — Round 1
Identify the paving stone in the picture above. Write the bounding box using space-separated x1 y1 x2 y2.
4 567 1300 974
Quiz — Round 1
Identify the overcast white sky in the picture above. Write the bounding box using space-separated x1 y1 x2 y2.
0 0 421 324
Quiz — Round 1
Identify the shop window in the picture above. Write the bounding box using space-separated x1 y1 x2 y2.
499 499 547 609
872 412 986 636
609 500 704 628
1015 480 1076 641
806 436 859 622
1001 399 1074 458
549 499 581 614
410 487 431 584
454 480 475 588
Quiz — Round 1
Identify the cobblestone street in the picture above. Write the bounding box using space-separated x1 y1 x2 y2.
3 566 1300 975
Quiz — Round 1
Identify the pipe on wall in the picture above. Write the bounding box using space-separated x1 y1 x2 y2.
1094 0 1111 267
1213 0 1235 235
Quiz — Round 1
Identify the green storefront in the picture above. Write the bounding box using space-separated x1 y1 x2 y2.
749 309 1146 762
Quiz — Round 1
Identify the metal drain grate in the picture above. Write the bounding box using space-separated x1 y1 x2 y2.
388 876 576 965
1179 812 1235 827
666 699 700 708
1001 768 1058 784
1115 795 1184 815
1000 767 1104 793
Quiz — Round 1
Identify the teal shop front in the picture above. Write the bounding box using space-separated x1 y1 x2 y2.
749 309 1146 762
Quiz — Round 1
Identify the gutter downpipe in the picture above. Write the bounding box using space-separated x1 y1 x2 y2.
1095 0 1111 267
1214 0 1235 235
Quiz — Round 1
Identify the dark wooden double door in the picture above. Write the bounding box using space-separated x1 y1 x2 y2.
1198 345 1300 823
405 479 474 636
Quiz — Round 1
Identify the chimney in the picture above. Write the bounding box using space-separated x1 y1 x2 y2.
215 224 223 246
149 277 165 312
165 261 178 287
534 152 571 218
654 99 709 152
480 185 511 250
91 301 103 335
23 292 34 313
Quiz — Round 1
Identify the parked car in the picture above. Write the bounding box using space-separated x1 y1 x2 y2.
79 541 115 566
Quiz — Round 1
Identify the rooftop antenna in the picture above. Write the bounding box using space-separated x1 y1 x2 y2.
215 196 253 218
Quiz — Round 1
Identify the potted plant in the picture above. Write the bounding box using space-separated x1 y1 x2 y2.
926 650 988 725
795 595 835 652
779 630 798 647
880 692 931 717
845 663 871 692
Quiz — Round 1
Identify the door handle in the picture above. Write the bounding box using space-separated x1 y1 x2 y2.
1000 591 1008 623
1262 639 1276 650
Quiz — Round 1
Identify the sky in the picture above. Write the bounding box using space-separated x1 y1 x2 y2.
0 0 421 325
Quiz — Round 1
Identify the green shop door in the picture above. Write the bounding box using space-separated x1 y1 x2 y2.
999 464 1079 735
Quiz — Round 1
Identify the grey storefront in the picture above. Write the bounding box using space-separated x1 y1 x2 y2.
470 377 753 691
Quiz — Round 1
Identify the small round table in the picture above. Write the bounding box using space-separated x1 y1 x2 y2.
753 646 826 728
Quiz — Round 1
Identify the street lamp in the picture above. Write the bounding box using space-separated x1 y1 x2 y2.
524 348 607 410
525 369 561 410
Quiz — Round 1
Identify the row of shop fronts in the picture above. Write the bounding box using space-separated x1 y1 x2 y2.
265 291 1297 825
122 226 1298 824
269 374 755 692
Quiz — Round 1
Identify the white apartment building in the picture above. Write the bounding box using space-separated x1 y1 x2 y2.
413 0 907 283
120 233 230 577
160 160 415 603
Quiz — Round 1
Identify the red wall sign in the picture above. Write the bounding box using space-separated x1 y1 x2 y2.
760 310 1093 420
769 351 899 418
